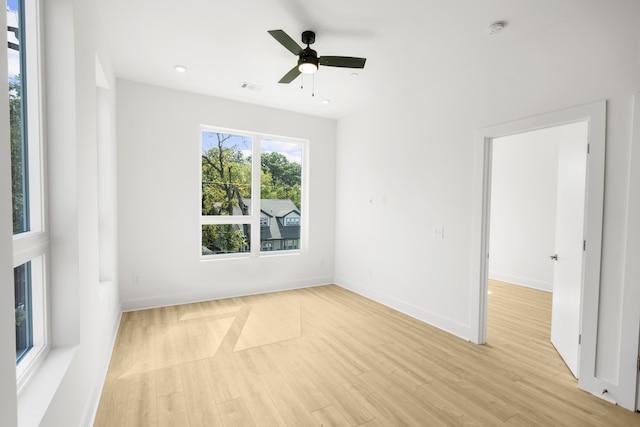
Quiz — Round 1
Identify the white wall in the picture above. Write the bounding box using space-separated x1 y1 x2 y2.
116 80 337 310
335 1 640 409
0 0 123 425
489 124 586 292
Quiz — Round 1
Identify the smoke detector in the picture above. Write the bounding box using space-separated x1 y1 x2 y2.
485 22 506 35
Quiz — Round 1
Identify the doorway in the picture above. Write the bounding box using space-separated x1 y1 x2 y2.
469 100 606 397
488 121 589 378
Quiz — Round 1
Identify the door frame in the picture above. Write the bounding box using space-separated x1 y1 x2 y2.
469 101 606 397
620 92 640 411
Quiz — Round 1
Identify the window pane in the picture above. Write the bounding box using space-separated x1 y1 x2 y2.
201 132 251 216
260 140 302 252
202 224 250 255
7 0 30 234
15 261 33 363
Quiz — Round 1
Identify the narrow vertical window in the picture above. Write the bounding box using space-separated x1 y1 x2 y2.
6 0 48 377
8 0 29 235
14 262 32 362
201 132 252 255
259 139 302 252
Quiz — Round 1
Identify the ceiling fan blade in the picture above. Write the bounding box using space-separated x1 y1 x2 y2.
319 56 367 69
278 65 301 84
268 30 303 56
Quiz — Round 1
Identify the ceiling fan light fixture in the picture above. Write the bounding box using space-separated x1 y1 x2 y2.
298 51 319 74
298 61 318 74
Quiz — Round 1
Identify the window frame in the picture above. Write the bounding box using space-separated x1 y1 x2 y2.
7 0 49 388
199 126 307 259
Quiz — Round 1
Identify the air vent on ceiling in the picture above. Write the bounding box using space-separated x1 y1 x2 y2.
239 82 264 92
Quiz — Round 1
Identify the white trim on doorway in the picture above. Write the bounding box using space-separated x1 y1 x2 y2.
469 100 606 401
619 93 640 411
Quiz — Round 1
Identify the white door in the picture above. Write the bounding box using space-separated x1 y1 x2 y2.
550 129 589 379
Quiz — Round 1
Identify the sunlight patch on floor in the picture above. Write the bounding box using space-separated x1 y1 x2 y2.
234 298 301 351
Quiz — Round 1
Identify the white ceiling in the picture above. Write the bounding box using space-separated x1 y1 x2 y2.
96 0 637 120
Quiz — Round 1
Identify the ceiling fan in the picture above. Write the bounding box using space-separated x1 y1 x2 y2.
268 29 366 84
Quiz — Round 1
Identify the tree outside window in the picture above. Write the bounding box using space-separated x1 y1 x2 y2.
200 130 304 256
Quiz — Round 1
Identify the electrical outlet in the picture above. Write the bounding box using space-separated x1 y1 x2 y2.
433 227 445 239
133 275 141 285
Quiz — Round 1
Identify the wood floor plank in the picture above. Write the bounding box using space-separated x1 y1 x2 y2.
228 352 288 426
156 393 190 427
217 398 256 427
258 370 319 426
94 283 640 427
179 360 223 426
124 372 157 427
311 405 352 427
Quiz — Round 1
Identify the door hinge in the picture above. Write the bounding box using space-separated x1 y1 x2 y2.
579 334 582 345
637 354 640 372
587 144 590 154
583 240 586 251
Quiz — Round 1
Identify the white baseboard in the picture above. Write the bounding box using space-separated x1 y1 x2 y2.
489 272 552 292
121 276 334 312
81 299 123 427
334 276 471 341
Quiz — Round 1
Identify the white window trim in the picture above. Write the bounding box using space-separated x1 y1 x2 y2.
10 0 50 390
199 125 308 259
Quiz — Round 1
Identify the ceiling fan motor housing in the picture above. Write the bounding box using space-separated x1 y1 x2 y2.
299 48 319 68
301 30 316 45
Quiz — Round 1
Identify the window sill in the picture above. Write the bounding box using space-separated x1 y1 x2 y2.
200 249 302 262
18 346 77 427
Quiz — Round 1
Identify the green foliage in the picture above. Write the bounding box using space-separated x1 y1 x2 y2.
15 303 26 328
202 224 248 254
201 133 251 252
201 133 251 216
260 152 301 209
9 76 27 234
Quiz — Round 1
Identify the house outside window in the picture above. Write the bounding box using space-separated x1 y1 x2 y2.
284 214 300 226
201 129 304 257
284 239 299 250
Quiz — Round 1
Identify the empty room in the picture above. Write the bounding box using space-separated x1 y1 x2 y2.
2 0 640 426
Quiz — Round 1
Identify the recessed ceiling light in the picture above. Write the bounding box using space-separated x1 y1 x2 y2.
174 65 188 73
321 99 331 105
485 21 506 35
350 72 359 77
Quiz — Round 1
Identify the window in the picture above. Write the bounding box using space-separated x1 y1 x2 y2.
284 215 300 226
7 0 48 381
201 129 304 257
284 239 299 250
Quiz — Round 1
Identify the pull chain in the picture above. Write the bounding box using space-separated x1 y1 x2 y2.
299 74 315 97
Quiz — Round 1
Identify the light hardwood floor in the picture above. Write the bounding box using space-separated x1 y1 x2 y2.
94 281 640 426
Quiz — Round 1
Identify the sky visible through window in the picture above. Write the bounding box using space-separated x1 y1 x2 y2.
201 132 302 165
7 0 20 80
